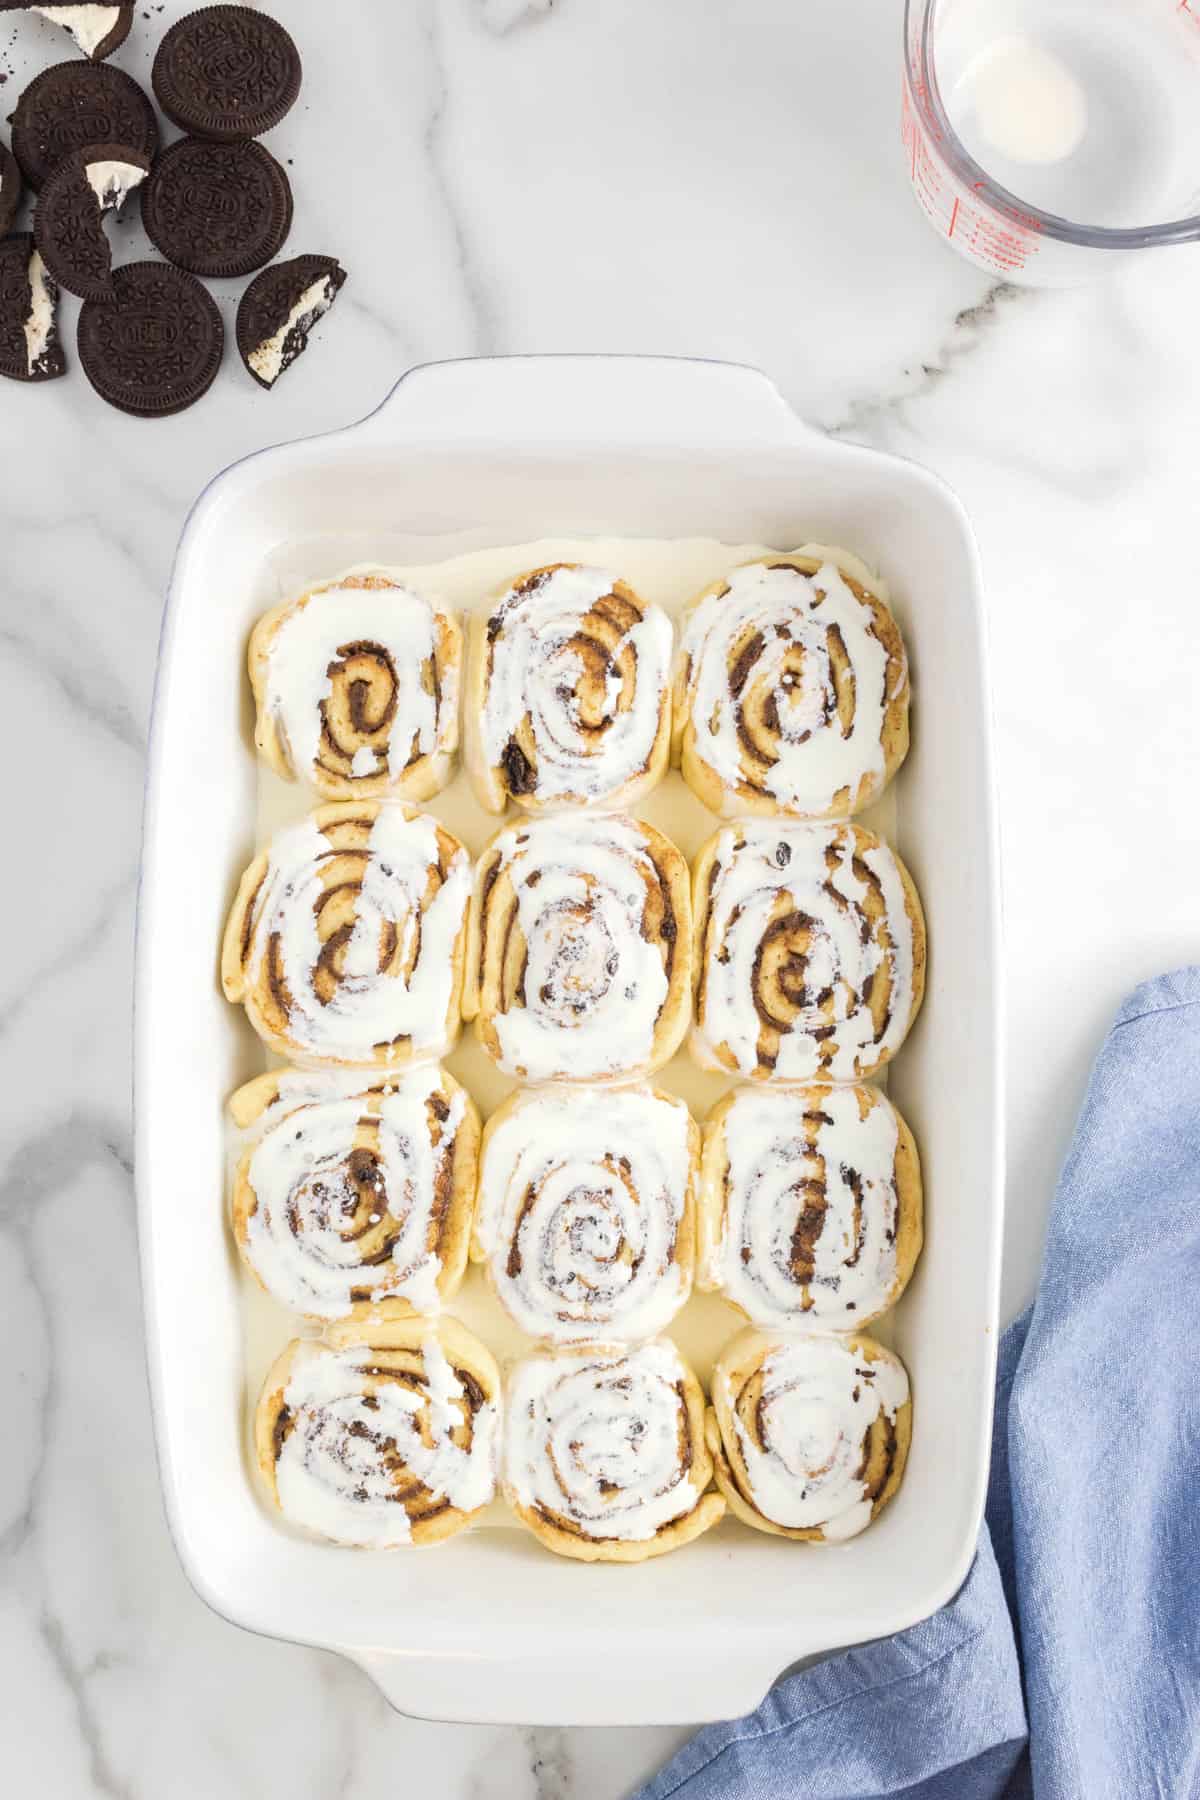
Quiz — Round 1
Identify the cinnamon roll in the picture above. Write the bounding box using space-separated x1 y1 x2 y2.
463 813 692 1083
463 564 672 813
706 1328 911 1541
691 819 925 1083
673 549 909 819
472 1085 699 1345
698 1085 922 1332
254 1315 500 1547
229 1065 480 1321
221 801 471 1068
248 571 462 801
502 1341 725 1561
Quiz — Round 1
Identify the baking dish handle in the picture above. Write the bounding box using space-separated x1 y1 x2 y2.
347 1643 789 1727
343 354 820 451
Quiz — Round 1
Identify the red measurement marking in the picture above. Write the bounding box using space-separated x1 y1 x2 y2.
948 197 960 239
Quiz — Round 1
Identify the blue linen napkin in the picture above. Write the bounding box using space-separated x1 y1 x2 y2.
635 966 1200 1800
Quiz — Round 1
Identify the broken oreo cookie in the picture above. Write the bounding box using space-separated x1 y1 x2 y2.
23 5 135 62
34 141 150 301
0 141 22 237
236 253 346 389
0 231 66 382
142 136 292 279
78 259 223 417
152 6 301 142
11 60 158 190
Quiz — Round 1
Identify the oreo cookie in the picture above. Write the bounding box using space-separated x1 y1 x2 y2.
0 232 66 382
78 260 223 416
11 61 158 190
236 253 346 389
0 141 22 237
141 136 292 279
34 141 150 301
24 5 135 62
152 6 302 142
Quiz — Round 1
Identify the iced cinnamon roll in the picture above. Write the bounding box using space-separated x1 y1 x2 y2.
502 1340 724 1560
472 1085 698 1345
673 549 909 819
221 801 471 1069
255 1315 500 1547
229 1065 480 1321
464 813 692 1083
464 564 672 813
698 1085 922 1331
691 819 925 1083
248 571 462 801
706 1329 911 1541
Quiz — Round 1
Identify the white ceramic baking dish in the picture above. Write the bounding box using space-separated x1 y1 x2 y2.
136 354 1004 1727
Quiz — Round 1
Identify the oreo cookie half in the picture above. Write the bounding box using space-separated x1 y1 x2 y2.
236 253 346 389
152 6 302 142
78 259 224 417
34 140 150 301
25 5 135 62
0 141 22 237
0 232 66 382
141 136 292 279
11 60 158 190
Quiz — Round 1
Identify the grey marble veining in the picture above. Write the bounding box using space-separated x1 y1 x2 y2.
3 0 1200 1793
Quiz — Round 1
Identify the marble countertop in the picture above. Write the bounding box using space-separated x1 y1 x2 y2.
5 0 1200 1794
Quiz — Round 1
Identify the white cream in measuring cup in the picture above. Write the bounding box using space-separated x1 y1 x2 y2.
903 0 1200 282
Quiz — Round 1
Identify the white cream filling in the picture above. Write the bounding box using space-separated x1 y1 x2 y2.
33 5 122 57
85 157 146 212
23 250 55 375
249 276 336 385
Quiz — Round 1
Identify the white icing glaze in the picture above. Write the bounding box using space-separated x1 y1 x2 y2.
481 565 671 804
249 276 336 385
247 805 469 1064
274 1336 497 1547
505 1342 700 1542
709 1086 900 1329
33 4 121 56
84 157 145 211
262 577 457 791
483 814 672 1081
679 559 902 815
238 1065 404 1131
242 1067 466 1319
23 250 55 375
696 821 916 1082
475 1086 692 1343
721 1335 908 1539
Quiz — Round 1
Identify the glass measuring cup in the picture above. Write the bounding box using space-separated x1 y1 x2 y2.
903 0 1200 283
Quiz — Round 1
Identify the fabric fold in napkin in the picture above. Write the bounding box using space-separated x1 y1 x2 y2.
636 965 1200 1800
